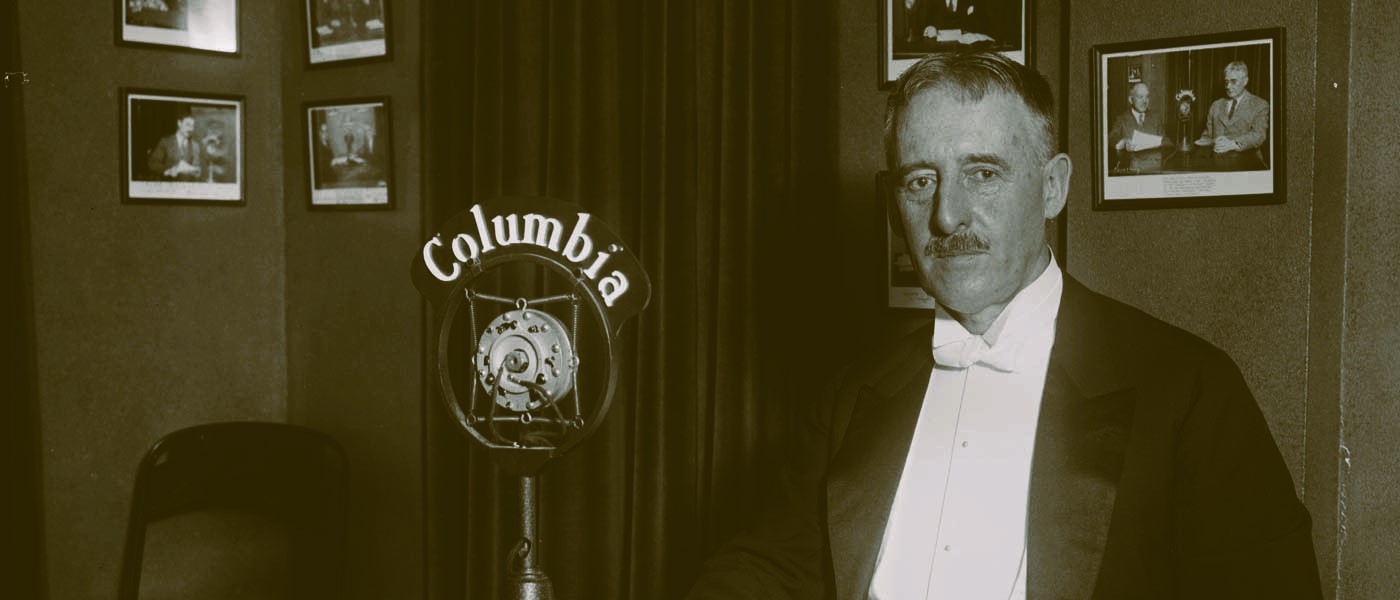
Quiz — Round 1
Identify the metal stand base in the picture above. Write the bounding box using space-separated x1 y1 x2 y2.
504 572 555 600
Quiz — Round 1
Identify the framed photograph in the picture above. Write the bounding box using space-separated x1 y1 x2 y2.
882 0 1031 86
879 171 937 310
117 0 239 55
305 0 391 66
1092 28 1284 210
122 89 244 205
305 97 393 209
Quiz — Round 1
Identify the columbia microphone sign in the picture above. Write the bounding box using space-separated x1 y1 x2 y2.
411 198 650 333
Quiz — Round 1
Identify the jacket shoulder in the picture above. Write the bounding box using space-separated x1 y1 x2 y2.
1058 276 1241 390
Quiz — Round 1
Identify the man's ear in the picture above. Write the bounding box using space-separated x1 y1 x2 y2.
1041 153 1071 220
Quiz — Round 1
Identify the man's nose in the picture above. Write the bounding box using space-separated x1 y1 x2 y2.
932 184 967 235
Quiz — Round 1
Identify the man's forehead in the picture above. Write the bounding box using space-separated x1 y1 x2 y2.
903 85 1034 125
895 88 1036 163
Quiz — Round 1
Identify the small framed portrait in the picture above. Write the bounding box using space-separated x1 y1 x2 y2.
304 0 391 66
880 171 937 310
1092 28 1285 210
305 97 393 209
882 0 1031 87
122 89 244 205
117 0 239 55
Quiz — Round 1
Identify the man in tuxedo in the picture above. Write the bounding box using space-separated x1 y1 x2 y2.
1109 82 1164 153
1196 60 1269 155
687 51 1319 599
146 114 202 181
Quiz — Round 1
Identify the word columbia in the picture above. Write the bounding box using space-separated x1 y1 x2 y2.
421 204 632 306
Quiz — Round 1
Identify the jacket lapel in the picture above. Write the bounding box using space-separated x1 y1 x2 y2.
1027 276 1136 599
825 327 932 600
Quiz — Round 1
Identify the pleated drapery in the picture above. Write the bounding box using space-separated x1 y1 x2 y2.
422 2 838 598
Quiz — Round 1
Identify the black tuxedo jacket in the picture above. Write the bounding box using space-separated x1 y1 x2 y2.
688 274 1320 599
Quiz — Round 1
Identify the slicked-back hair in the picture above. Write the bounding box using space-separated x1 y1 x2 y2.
1225 60 1248 77
884 51 1057 169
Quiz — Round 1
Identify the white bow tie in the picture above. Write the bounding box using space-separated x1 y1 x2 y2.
932 335 1021 372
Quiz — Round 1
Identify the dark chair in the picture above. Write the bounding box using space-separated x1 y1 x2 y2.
118 422 348 600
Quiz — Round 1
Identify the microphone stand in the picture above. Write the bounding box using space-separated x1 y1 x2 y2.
505 474 554 600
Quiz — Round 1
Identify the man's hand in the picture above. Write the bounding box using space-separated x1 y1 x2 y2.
1212 136 1241 153
165 160 199 178
923 26 938 39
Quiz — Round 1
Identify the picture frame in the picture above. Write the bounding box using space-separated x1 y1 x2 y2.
880 171 938 310
1092 28 1285 210
305 97 394 210
117 0 239 55
304 0 391 66
122 89 244 205
882 0 1031 87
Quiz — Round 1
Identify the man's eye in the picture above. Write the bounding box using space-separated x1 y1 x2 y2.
969 169 998 182
904 175 935 192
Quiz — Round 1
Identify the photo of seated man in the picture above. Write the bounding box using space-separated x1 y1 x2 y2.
892 0 1021 57
310 105 387 191
1109 82 1164 153
310 0 387 48
146 113 203 182
125 0 186 30
1195 60 1269 156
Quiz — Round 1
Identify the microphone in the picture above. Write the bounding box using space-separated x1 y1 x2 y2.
412 197 651 599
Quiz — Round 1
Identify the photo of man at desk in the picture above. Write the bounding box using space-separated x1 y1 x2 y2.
146 113 203 182
892 0 1022 57
1106 52 1273 177
1195 60 1270 158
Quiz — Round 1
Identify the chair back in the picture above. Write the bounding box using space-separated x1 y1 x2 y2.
118 421 348 600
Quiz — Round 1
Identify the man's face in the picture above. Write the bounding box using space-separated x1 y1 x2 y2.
1129 84 1150 112
892 85 1061 318
177 116 195 136
1224 68 1248 99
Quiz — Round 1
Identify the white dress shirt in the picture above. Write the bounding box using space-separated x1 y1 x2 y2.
868 258 1063 600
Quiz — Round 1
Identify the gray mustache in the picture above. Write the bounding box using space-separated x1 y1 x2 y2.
925 233 990 257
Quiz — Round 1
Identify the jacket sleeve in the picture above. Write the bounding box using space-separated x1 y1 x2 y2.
1108 113 1127 149
1169 348 1322 598
685 383 840 599
147 138 170 175
1232 98 1269 151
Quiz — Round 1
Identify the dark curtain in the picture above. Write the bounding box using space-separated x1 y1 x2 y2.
2 0 45 598
422 2 838 599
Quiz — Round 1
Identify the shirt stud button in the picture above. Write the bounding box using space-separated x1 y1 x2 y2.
961 441 968 448
944 545 952 551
